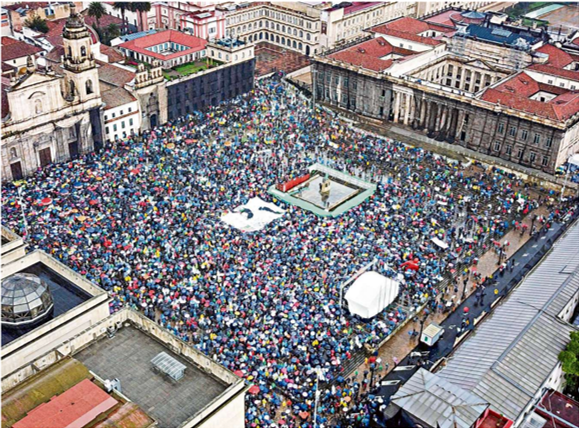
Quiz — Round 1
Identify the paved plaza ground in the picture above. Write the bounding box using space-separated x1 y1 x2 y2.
2 77 574 428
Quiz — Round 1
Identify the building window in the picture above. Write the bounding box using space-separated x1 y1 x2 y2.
104 115 108 120
505 145 512 155
498 122 504 134
509 126 516 137
10 147 17 159
86 80 93 95
34 99 43 114
81 45 86 57
129 118 133 126
493 141 501 151
545 136 553 148
533 133 540 144
521 130 528 141
113 124 117 132
105 126 109 134
517 147 523 159
122 121 126 129
128 107 132 112
542 156 549 166
529 152 536 163
120 110 124 115
69 128 75 138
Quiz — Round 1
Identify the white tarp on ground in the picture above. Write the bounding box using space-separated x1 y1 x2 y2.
432 237 449 250
345 271 400 319
221 197 285 232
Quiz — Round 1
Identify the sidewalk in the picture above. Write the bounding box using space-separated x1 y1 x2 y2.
347 206 551 390
368 219 563 405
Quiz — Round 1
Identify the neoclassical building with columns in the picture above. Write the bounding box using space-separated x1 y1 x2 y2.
313 12 579 174
1 6 103 181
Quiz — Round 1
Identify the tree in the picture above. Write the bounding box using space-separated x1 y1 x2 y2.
106 23 121 40
112 2 128 35
130 2 151 32
559 331 579 400
24 13 48 33
87 2 105 29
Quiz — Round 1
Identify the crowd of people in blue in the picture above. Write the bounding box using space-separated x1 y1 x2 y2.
1 75 573 427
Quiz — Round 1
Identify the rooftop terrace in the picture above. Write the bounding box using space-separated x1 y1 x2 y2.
75 325 229 428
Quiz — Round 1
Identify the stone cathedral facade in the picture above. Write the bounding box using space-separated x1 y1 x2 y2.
1 6 103 181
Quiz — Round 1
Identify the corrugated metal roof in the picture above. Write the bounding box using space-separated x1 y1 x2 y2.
391 369 489 428
438 221 579 421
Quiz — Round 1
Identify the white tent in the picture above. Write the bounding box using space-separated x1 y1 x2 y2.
345 271 399 319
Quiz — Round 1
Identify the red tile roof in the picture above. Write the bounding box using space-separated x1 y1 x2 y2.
1 40 43 62
100 81 137 110
100 44 125 63
13 379 117 428
119 30 206 61
371 17 452 46
1 36 21 46
3 2 48 12
529 63 579 81
97 61 135 87
82 11 124 29
328 37 416 71
536 44 575 69
481 71 579 121
424 10 486 28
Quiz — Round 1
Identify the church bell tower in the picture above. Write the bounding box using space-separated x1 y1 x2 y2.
62 5 100 102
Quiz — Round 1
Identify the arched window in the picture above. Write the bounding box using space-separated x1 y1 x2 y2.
299 42 303 50
10 147 17 159
86 80 93 95
34 99 42 114
81 45 86 57
293 40 296 48
281 37 285 45
68 46 72 57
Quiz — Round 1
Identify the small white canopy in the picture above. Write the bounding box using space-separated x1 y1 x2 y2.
345 271 399 319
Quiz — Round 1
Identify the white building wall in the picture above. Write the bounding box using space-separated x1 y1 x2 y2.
103 100 141 142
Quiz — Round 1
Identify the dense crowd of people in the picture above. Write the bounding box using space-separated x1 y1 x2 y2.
1 75 569 427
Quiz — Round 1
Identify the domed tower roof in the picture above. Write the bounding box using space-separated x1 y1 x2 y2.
63 4 90 40
1 273 54 327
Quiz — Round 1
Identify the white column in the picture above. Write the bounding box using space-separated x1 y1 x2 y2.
404 93 411 125
393 92 401 123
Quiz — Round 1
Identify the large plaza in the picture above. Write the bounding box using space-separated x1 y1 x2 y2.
2 74 573 427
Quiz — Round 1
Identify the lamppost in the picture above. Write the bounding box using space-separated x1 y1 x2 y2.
312 367 327 428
